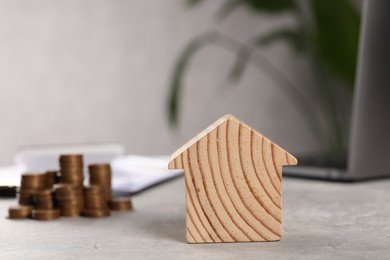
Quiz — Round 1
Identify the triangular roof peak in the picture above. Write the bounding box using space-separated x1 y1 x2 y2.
169 114 296 166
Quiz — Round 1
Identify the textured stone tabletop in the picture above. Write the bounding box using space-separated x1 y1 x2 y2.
1 176 389 259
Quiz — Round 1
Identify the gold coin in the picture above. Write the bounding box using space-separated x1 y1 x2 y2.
60 168 83 177
20 179 48 189
18 199 33 206
8 205 33 219
88 163 111 172
84 197 107 209
45 170 59 185
59 154 83 161
82 208 110 218
59 179 84 187
56 193 83 201
33 189 54 201
89 171 111 176
58 201 84 210
83 185 103 193
60 207 81 217
34 202 55 210
89 179 111 185
21 172 47 181
18 189 35 197
31 209 60 220
55 184 83 195
109 197 132 211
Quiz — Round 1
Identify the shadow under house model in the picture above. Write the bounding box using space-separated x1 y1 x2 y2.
168 115 297 243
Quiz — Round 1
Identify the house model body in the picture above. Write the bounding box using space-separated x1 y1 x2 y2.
168 115 297 243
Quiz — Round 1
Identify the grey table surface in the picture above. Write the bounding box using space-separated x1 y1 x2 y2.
0 176 389 260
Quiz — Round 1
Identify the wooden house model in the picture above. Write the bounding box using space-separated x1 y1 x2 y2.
168 115 297 243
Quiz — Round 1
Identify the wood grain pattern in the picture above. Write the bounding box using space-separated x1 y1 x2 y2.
168 115 297 243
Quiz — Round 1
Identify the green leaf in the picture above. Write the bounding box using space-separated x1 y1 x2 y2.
254 27 309 53
311 0 360 89
167 32 219 126
242 0 296 13
227 48 251 82
227 27 309 83
217 0 296 21
217 0 242 20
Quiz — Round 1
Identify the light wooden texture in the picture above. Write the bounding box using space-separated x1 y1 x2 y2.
168 115 297 243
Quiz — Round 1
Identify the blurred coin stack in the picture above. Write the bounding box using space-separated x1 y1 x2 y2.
82 185 110 218
8 154 132 221
12 171 61 220
19 173 51 205
59 154 84 187
55 184 84 217
56 154 85 217
88 164 112 202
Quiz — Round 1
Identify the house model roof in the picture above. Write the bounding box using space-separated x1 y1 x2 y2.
169 114 297 168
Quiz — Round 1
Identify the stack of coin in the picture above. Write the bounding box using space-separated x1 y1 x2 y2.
33 189 55 209
31 209 60 221
18 173 48 205
8 153 134 221
8 205 33 219
82 185 110 218
59 154 84 187
109 197 132 211
88 164 112 201
55 184 84 217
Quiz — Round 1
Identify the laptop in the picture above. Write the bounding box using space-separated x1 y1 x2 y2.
284 0 390 182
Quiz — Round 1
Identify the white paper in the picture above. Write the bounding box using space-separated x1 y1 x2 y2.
111 156 183 194
0 164 26 186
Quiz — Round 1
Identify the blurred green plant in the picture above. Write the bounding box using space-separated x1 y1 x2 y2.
167 0 360 152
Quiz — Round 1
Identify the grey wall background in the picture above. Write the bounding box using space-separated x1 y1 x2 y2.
0 0 321 166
